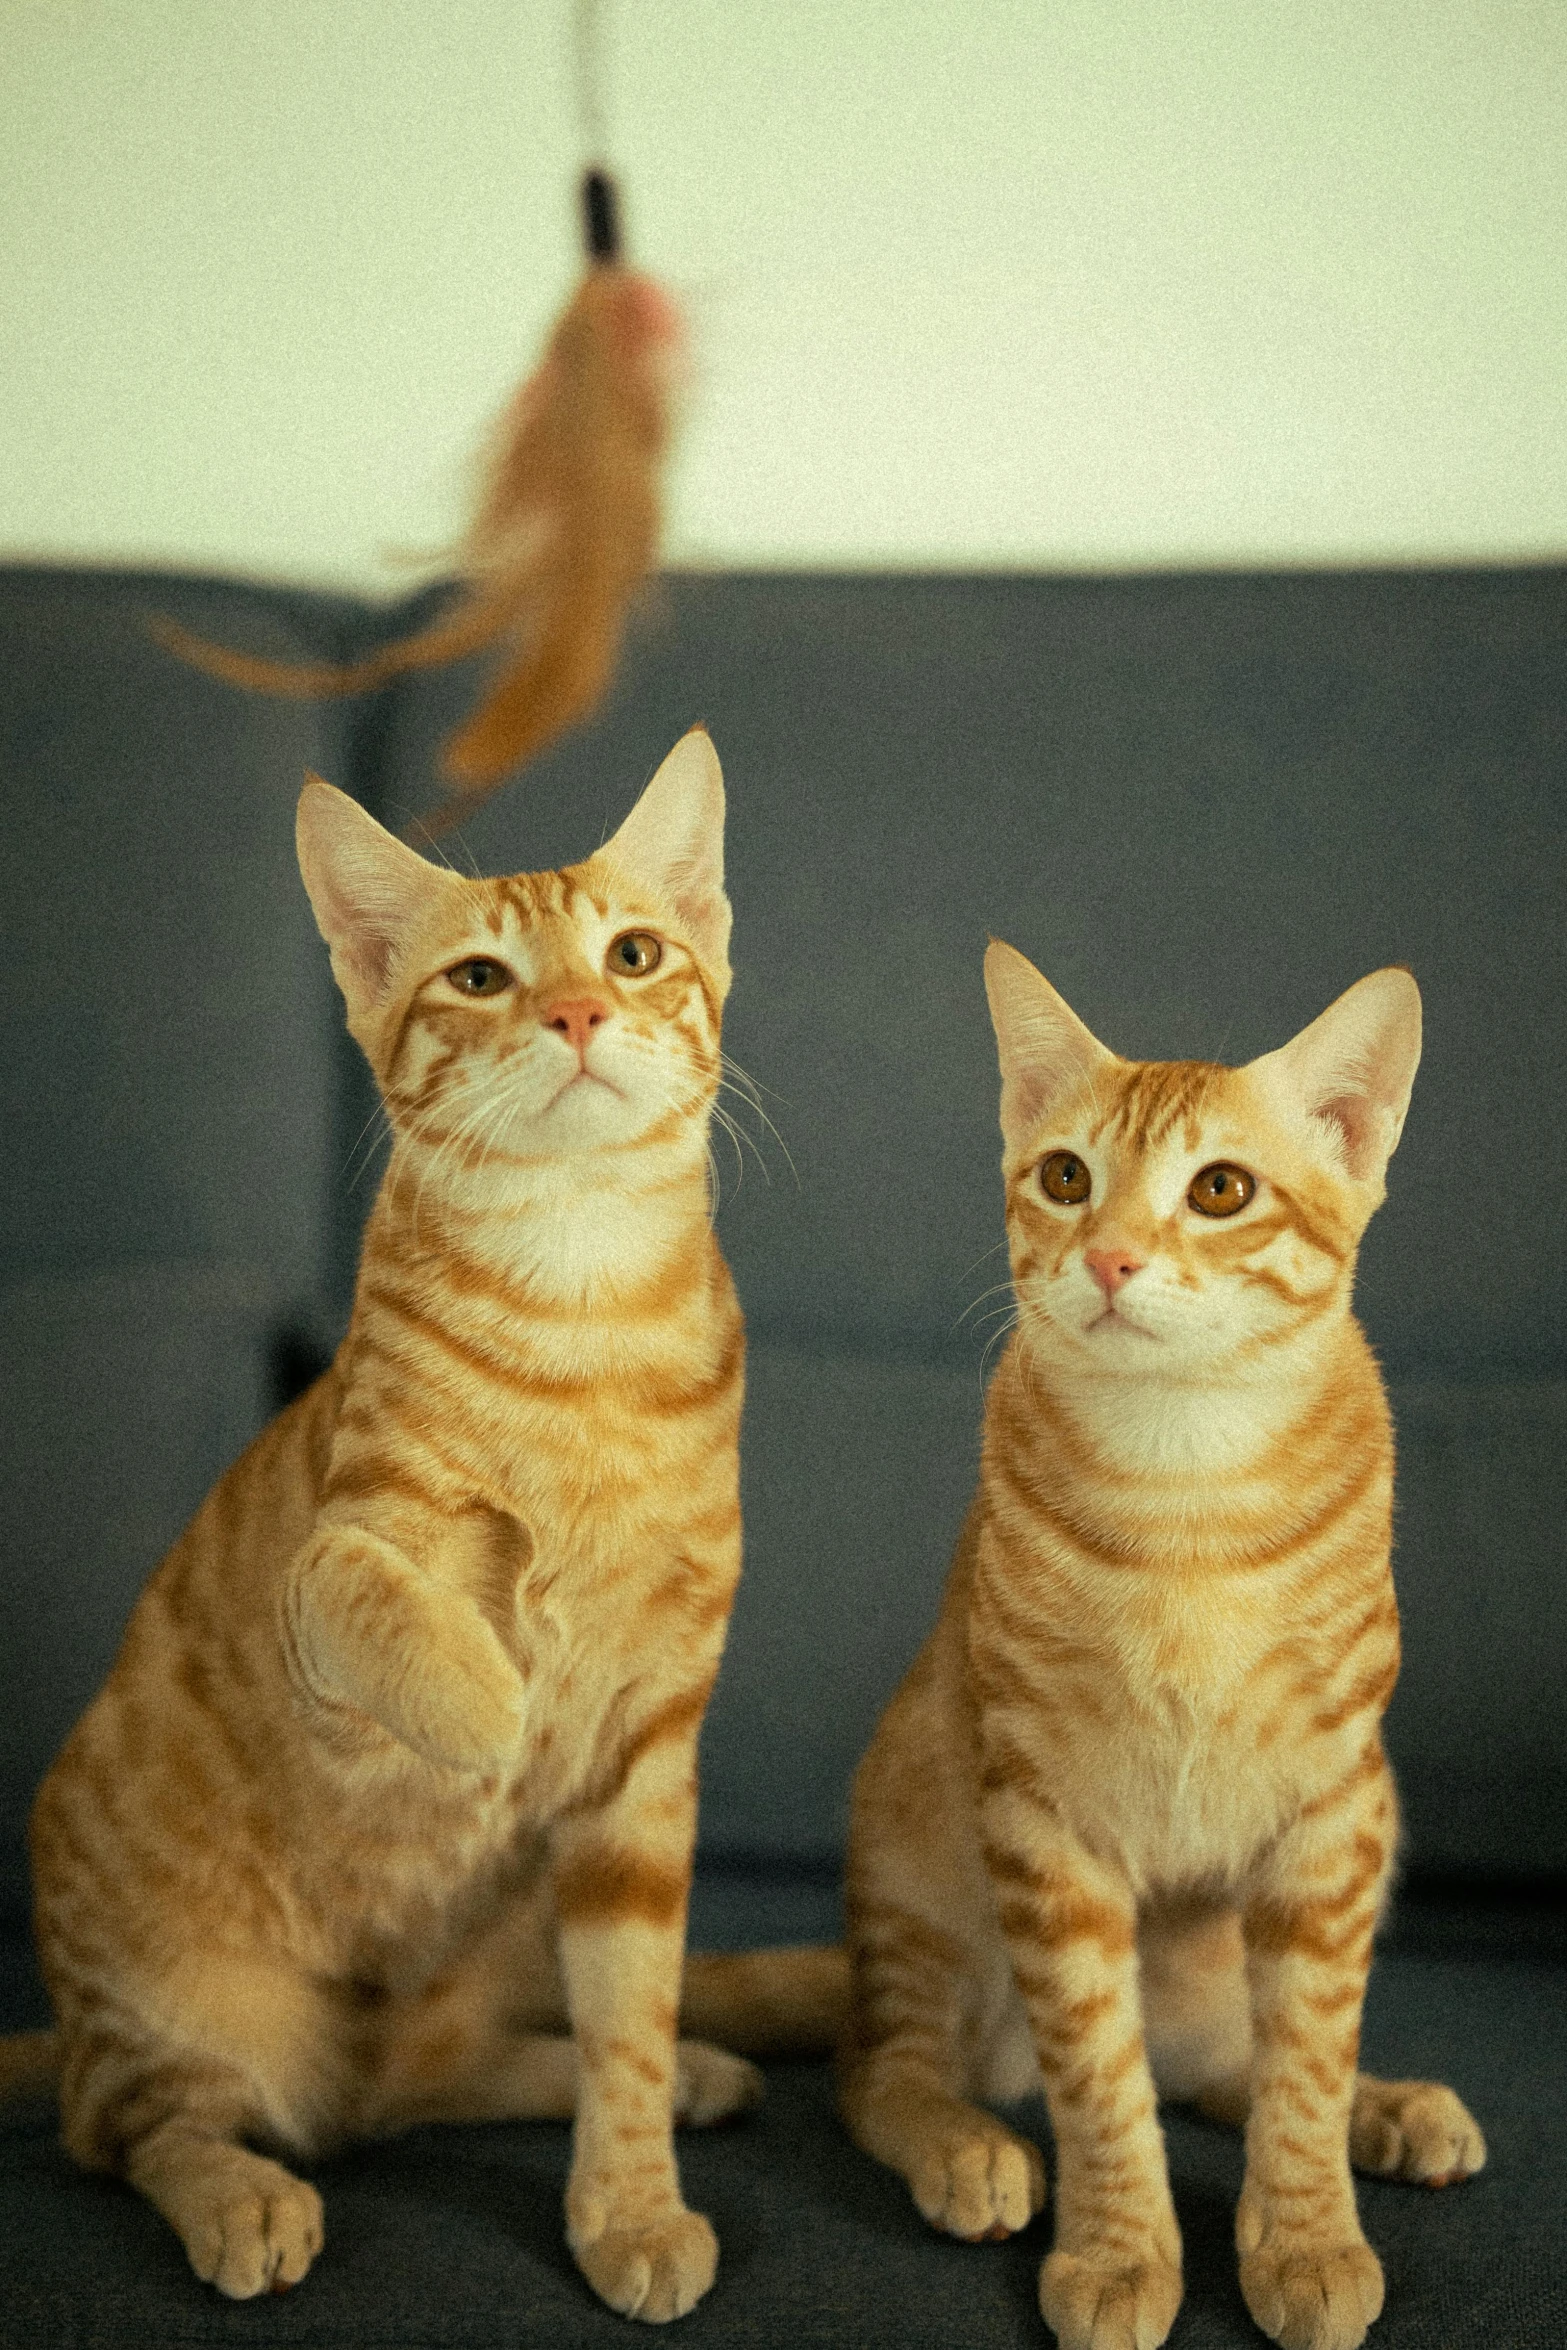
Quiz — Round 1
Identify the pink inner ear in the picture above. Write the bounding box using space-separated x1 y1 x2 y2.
343 917 398 998
311 861 406 1001
1315 1092 1377 1179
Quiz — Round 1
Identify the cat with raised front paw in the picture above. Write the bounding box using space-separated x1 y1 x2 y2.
19 732 787 2320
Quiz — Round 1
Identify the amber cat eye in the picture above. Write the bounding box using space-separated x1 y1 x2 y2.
1039 1151 1092 1206
607 931 662 977
446 957 513 997
1189 1162 1255 1217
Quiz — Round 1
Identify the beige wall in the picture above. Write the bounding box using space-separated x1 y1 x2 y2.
3 0 1564 589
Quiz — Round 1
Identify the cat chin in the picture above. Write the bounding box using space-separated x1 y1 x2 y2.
1081 1308 1161 1342
517 1081 680 1158
540 1069 627 1119
1036 1314 1262 1382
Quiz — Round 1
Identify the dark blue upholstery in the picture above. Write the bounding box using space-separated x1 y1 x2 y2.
1 561 1563 2344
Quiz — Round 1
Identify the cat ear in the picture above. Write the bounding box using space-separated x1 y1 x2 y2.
599 728 732 987
984 940 1115 1155
296 774 459 1014
1250 967 1422 1186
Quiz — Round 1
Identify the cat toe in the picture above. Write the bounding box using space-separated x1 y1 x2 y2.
911 2118 1045 2241
673 2040 764 2126
571 2207 718 2323
1238 2236 1384 2350
1350 2078 1486 2185
183 2163 325 2300
1038 2247 1183 2350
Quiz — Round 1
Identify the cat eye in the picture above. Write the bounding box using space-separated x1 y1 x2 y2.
1039 1151 1092 1206
1188 1163 1256 1218
446 957 514 998
607 931 662 978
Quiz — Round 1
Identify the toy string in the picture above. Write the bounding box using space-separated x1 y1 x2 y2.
575 0 621 261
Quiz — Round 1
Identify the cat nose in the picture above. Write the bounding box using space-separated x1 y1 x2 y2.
1085 1246 1145 1299
544 996 610 1059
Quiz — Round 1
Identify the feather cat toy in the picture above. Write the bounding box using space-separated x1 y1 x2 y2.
157 3 680 818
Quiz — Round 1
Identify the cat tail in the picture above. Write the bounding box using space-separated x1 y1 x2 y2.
680 1945 849 2058
0 2028 60 2107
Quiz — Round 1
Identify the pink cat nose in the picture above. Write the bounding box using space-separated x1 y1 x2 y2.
544 996 610 1059
1085 1247 1145 1300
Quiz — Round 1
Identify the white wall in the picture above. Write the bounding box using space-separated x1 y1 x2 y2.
3 0 1564 589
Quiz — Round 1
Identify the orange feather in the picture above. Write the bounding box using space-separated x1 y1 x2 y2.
156 265 682 814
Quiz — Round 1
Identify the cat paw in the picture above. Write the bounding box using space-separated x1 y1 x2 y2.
570 2207 718 2323
1238 2236 1384 2350
288 1532 528 1774
909 2115 1046 2241
179 2158 324 2299
1038 2248 1183 2350
1350 2077 1486 2187
401 1651 527 1774
673 2039 764 2126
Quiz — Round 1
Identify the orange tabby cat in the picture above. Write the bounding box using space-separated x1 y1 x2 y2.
19 729 824 2320
840 944 1485 2350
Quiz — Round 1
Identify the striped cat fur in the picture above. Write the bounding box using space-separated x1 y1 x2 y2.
839 944 1485 2350
13 731 838 2320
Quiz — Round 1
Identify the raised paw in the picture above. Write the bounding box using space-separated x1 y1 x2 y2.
1039 2248 1183 2350
570 2207 719 2323
178 2155 324 2300
1238 2236 1384 2350
910 2114 1046 2242
673 2039 764 2127
401 1642 528 1774
1350 2075 1486 2187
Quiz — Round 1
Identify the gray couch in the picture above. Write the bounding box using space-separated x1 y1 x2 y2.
1 561 1563 2346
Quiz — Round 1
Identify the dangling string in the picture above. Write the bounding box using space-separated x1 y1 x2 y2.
576 0 621 261
155 0 684 832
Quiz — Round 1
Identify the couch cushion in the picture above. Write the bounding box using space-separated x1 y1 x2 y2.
1387 1378 1567 1876
0 566 355 1307
0 1269 277 1911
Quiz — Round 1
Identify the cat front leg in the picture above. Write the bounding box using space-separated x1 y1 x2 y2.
1237 1753 1397 2350
840 1650 1047 2243
550 1682 721 2323
281 1515 526 1771
980 1778 1182 2350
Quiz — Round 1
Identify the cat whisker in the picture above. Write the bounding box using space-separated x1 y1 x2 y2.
399 1078 515 1241
482 1085 529 1165
710 1086 791 1187
714 1098 772 1185
718 1050 791 1113
1012 1317 1049 1409
462 1085 520 1181
707 1101 751 1192
343 1101 396 1193
461 1077 527 1170
968 1303 1022 1335
719 1055 800 1189
956 1236 1011 1283
978 1307 1021 1390
955 1279 1020 1331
